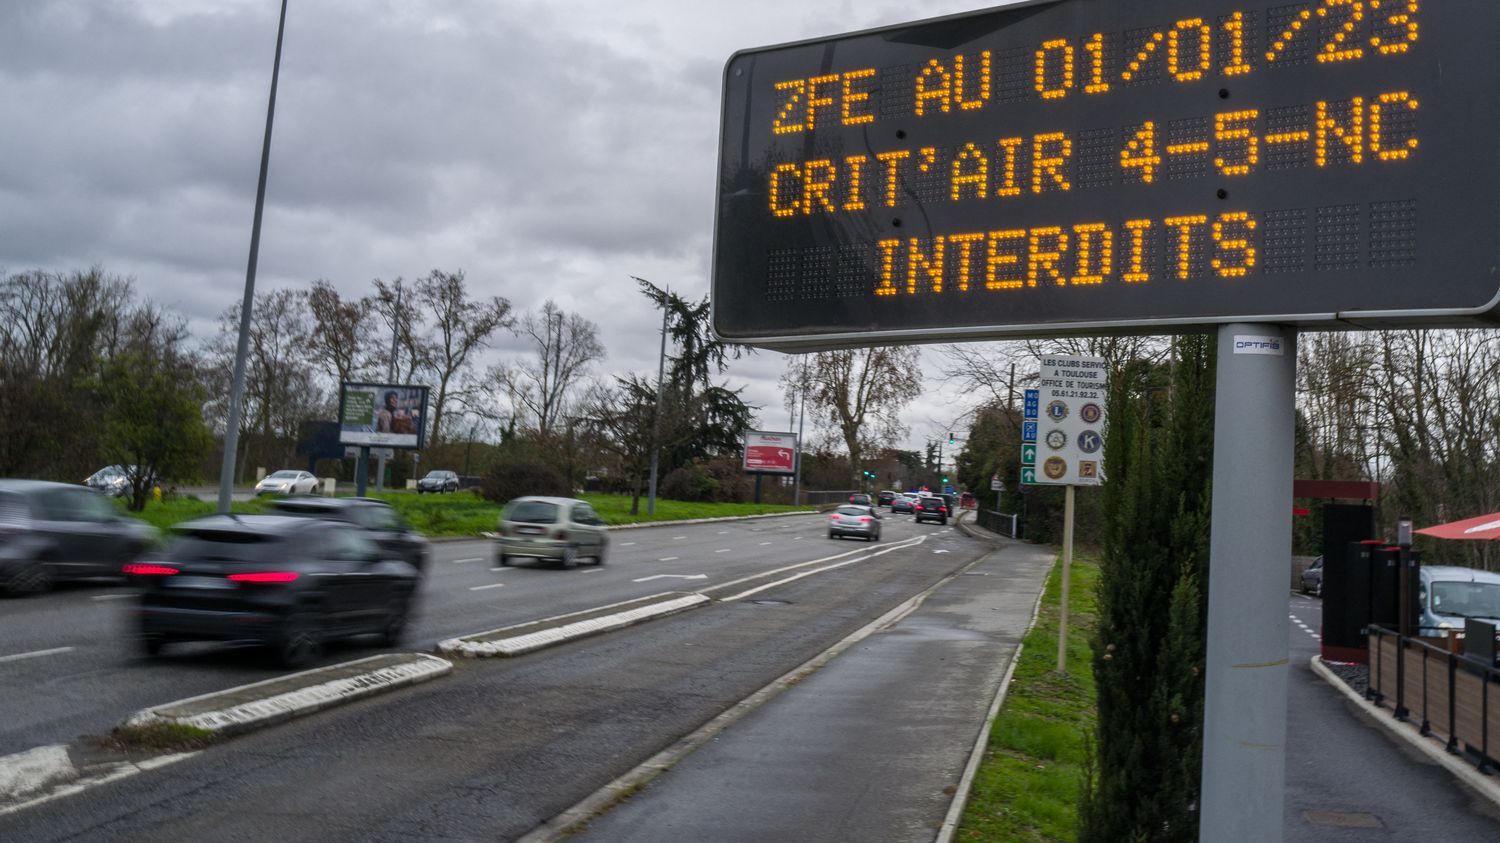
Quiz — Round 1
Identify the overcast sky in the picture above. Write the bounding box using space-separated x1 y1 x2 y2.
0 0 1001 454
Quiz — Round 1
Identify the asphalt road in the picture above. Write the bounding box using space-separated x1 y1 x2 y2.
0 513 991 840
1284 592 1500 840
0 512 936 757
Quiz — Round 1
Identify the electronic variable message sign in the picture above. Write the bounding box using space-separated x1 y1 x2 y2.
712 0 1500 350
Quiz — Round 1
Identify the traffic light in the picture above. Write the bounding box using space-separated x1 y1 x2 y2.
948 432 955 445
942 476 949 483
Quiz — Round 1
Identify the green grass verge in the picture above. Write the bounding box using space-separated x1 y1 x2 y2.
105 722 218 752
956 552 1099 842
121 491 813 537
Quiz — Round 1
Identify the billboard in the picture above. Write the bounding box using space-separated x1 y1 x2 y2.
712 0 1500 350
338 383 429 450
744 430 798 474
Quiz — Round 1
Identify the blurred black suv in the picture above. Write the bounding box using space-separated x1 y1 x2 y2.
130 515 421 666
269 497 430 575
914 497 949 525
0 480 155 595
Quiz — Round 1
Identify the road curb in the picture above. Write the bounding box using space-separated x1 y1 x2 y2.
120 653 451 736
1309 655 1500 811
953 510 1001 544
438 592 711 658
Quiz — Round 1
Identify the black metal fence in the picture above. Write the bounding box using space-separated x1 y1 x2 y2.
976 508 1021 539
1367 625 1500 773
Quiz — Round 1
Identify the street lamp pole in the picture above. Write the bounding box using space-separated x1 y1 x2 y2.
217 0 290 515
645 283 669 515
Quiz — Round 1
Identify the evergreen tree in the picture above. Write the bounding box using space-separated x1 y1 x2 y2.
1081 336 1215 841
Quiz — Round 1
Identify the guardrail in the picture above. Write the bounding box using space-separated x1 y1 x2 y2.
976 508 1021 539
1367 625 1500 774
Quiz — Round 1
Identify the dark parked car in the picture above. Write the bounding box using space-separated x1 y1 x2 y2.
130 514 421 666
269 497 430 575
0 480 156 595
1300 557 1323 597
915 496 949 525
890 495 917 514
416 470 459 494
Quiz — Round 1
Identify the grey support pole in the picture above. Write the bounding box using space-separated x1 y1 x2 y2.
1199 324 1297 842
646 285 669 516
217 0 289 514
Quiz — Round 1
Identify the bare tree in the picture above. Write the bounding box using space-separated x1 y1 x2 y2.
306 280 379 386
371 277 431 384
785 347 922 487
500 300 605 436
413 268 511 446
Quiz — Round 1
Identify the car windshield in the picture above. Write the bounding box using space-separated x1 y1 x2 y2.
423 472 445 480
506 501 560 524
168 530 285 563
269 471 298 479
90 467 124 481
836 506 868 516
1430 581 1500 619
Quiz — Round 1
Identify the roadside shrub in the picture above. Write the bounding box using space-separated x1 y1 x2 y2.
659 464 718 502
479 453 571 504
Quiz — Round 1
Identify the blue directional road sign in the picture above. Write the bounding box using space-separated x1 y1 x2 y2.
1022 421 1038 443
1023 390 1039 420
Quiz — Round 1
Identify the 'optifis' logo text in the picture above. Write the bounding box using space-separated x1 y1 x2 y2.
1233 335 1285 356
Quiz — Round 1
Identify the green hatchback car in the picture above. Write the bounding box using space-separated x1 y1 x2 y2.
494 497 608 569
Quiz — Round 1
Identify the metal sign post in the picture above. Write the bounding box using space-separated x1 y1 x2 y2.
1199 325 1296 841
1058 483 1076 674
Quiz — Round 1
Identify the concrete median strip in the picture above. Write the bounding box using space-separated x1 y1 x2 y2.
438 591 710 658
120 653 452 737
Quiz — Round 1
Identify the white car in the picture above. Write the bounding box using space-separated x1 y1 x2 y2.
254 470 319 496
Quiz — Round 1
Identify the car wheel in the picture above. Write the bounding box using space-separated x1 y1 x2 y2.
275 610 324 668
1315 581 1323 599
497 552 511 567
828 532 837 540
594 545 607 566
561 545 579 569
139 633 166 658
378 595 410 647
4 561 54 596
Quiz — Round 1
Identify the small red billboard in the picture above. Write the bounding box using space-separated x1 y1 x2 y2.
743 430 797 475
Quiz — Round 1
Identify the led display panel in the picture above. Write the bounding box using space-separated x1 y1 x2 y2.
712 0 1500 349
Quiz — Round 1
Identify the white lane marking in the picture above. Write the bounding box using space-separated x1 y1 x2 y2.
718 535 928 602
91 593 133 601
759 542 772 546
718 531 729 535
673 536 686 540
715 549 731 553
658 557 679 562
794 536 804 541
452 558 483 565
620 542 637 547
933 549 951 554
0 751 196 819
633 574 709 583
469 583 506 591
580 569 605 575
0 647 74 665
490 567 506 572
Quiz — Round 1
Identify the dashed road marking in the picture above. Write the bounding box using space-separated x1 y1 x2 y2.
469 583 506 592
580 569 604 575
0 647 75 665
718 531 728 535
759 542 771 546
91 593 133 601
715 549 731 553
633 574 708 583
620 542 637 547
658 557 679 562
452 558 483 565
673 536 686 541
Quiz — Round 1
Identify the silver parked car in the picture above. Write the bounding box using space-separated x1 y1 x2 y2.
828 504 881 542
495 497 608 568
254 470 319 496
1419 565 1500 635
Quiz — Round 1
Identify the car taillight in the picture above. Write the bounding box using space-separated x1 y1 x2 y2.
227 572 299 583
860 517 871 523
831 515 840 521
940 507 947 513
123 563 178 576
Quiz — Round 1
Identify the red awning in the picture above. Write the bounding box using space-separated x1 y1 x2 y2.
1415 512 1500 541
